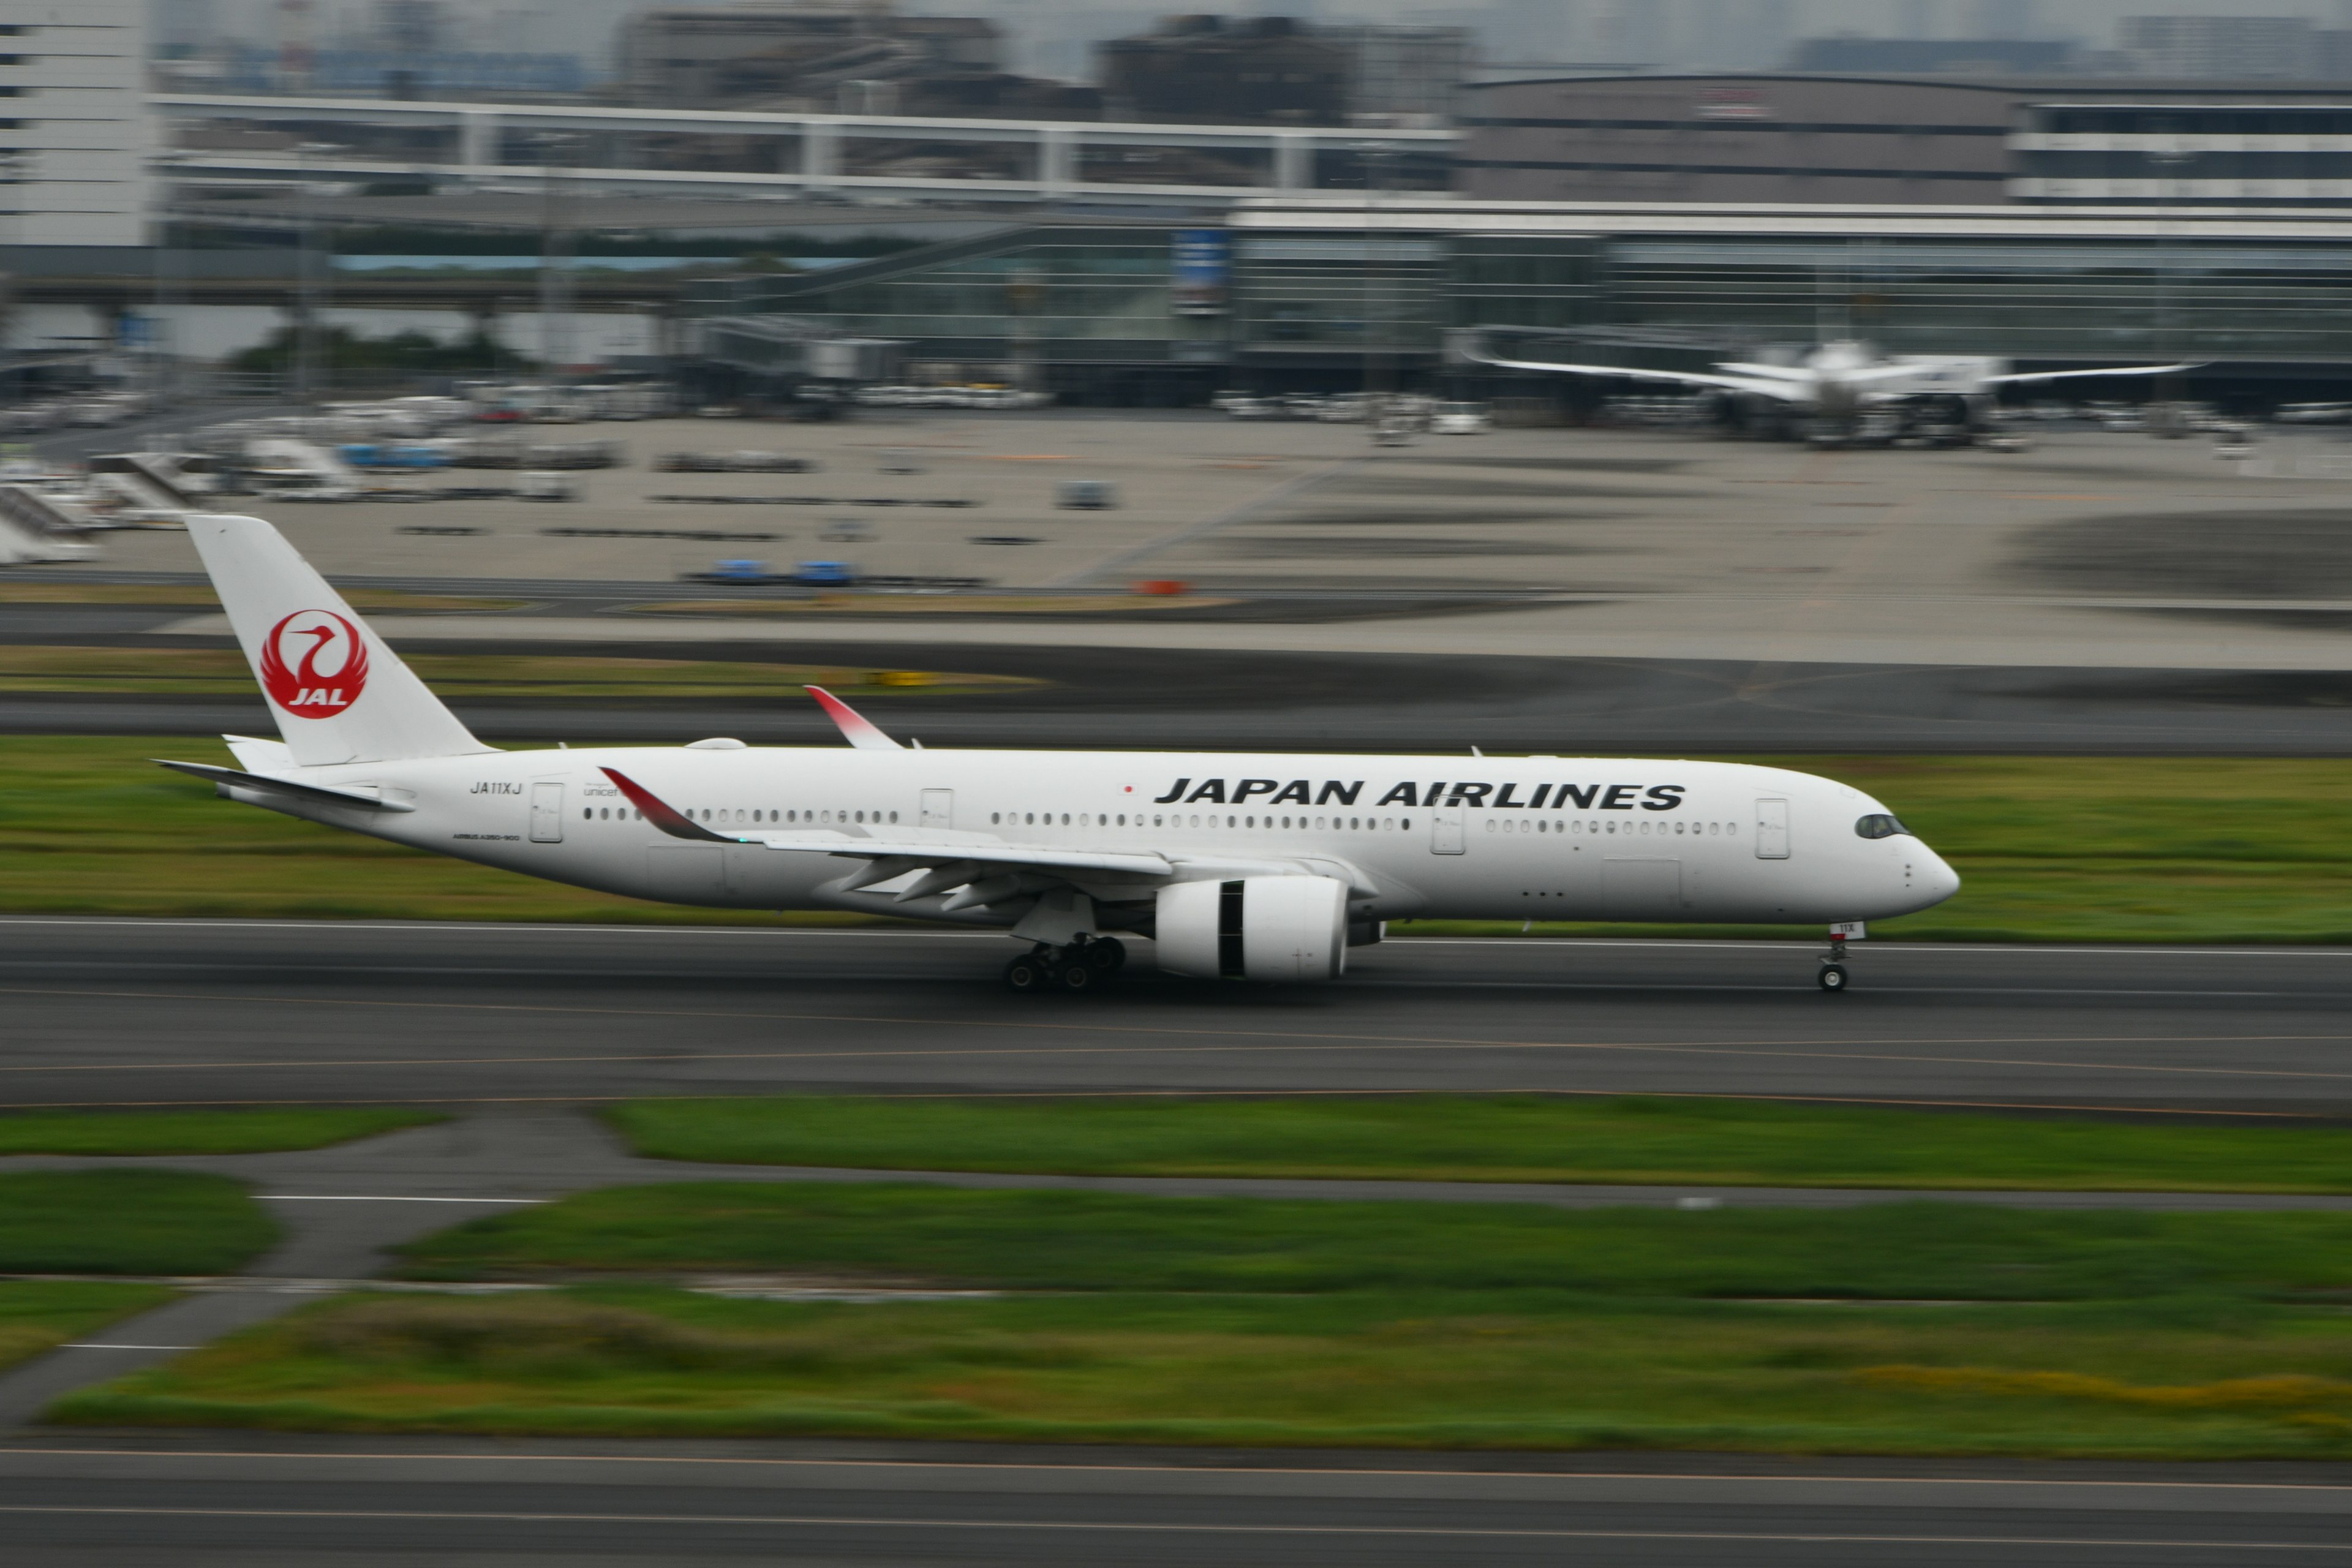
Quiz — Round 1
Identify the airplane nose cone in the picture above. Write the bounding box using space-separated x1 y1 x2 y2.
1919 845 1962 905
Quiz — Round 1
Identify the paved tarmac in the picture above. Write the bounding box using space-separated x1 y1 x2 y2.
12 628 2352 752
7 1435 2352 1566
8 916 2352 1559
4 918 2350 1115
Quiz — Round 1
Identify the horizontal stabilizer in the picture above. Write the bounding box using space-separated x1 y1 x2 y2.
156 759 416 812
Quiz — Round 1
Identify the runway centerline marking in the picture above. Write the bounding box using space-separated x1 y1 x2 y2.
0 986 2346 1083
7 1444 2352 1495
0 1503 2347 1549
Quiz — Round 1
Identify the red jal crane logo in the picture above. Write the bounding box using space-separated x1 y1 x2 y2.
258 610 369 718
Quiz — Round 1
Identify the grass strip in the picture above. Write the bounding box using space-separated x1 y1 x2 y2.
1 737 2346 939
392 1182 2352 1298
68 1188 2352 1458
606 1094 2352 1194
0 1106 441 1157
0 1281 175 1375
0 1170 279 1275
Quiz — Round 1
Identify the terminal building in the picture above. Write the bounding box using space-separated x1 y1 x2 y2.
689 196 2352 405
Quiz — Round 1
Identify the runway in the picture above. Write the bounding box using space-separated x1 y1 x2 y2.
4 918 2350 1115
9 916 2352 1561
6 1438 2352 1566
12 613 2352 753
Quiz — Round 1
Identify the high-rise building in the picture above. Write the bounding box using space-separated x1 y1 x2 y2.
374 0 443 56
2119 15 2312 78
1314 23 1472 121
151 0 216 53
2 0 151 246
1969 0 2034 40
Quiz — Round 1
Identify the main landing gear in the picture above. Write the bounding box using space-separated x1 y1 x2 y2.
1004 936 1127 995
1818 930 1852 993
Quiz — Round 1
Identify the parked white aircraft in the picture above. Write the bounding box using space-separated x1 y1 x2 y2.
159 514 1961 992
1475 337 2195 423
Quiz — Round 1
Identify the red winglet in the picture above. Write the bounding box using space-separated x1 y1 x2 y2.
807 686 903 752
601 767 733 842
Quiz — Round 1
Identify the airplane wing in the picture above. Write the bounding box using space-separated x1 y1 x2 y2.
1466 352 1811 402
156 759 417 812
600 766 1174 894
1713 361 1818 383
806 685 902 751
1984 362 2200 386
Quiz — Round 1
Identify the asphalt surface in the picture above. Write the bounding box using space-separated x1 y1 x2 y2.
13 601 2352 751
7 1436 2352 1566
10 915 2352 1562
4 918 2350 1115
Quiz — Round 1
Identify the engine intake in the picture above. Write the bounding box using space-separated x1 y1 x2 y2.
1156 875 1348 982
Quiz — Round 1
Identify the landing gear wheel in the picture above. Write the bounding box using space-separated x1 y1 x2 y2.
1085 938 1127 975
1818 963 1849 993
1003 954 1047 993
1054 957 1097 995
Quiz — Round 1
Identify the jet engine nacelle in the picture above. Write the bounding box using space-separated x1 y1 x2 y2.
1155 875 1348 982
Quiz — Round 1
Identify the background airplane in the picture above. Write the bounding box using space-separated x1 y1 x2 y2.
157 513 1961 993
1472 336 2196 438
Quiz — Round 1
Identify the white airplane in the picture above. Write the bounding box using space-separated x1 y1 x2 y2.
157 513 1961 993
1474 337 2195 423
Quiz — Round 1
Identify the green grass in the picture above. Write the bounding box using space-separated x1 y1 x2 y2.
0 1107 442 1157
1 737 2346 938
607 1094 2352 1194
64 1185 2352 1457
386 1183 2352 1298
0 1170 279 1275
0 1281 176 1374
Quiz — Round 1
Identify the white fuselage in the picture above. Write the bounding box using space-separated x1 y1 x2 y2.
227 745 1961 930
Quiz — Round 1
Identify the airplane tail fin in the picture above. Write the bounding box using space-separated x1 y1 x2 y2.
185 512 494 766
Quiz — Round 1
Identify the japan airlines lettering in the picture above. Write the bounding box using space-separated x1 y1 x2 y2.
1152 778 1687 810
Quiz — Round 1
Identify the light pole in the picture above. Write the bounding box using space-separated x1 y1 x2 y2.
2147 138 2196 434
1359 141 1395 446
146 151 191 418
293 140 344 413
538 130 581 399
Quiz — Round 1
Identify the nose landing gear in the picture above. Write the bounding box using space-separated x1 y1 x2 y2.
1004 935 1128 995
1819 928 1852 993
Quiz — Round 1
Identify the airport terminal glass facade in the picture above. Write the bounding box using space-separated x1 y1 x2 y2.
696 206 2352 383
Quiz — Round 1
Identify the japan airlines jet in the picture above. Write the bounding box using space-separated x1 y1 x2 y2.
157 514 1960 992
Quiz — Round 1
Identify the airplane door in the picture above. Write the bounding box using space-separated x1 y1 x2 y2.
1754 797 1790 859
1431 801 1465 855
920 790 953 829
529 781 565 843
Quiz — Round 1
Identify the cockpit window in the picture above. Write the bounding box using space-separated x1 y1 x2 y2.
1855 813 1912 840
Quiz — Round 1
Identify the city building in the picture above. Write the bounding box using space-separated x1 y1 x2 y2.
616 3 1006 111
1098 17 1351 126
1457 74 2018 205
1785 37 2078 75
2 0 151 246
2118 16 2313 80
1460 73 2352 208
1307 24 1474 123
2012 99 2352 205
1095 17 1472 127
